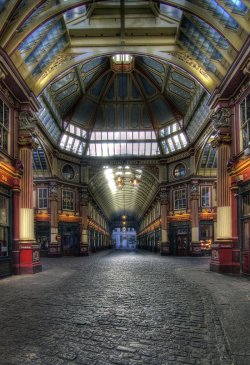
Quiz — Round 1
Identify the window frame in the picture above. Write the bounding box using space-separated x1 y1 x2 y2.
0 98 10 155
174 188 187 210
200 186 211 208
62 190 75 211
0 187 11 259
38 188 48 209
239 93 250 151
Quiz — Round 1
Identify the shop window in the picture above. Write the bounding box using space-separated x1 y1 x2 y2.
243 193 250 217
200 186 211 208
0 99 9 154
38 188 48 209
200 222 213 254
0 194 10 258
240 93 250 149
174 189 187 210
62 190 74 211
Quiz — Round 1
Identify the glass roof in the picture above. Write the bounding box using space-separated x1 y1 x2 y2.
36 54 205 157
2 0 246 158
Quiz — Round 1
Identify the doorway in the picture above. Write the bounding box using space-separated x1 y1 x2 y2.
169 222 191 256
59 223 80 256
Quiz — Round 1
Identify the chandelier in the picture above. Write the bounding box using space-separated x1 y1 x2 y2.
104 165 142 191
130 176 140 188
115 175 125 189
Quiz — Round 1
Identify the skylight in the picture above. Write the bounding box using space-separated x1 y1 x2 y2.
59 134 85 155
87 130 159 157
112 54 133 64
160 123 188 155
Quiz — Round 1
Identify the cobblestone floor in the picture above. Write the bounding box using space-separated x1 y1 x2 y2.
0 250 238 365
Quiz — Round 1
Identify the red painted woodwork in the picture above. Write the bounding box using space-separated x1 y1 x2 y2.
19 245 42 274
210 242 233 273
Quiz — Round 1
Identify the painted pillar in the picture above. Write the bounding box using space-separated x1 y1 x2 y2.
12 168 22 274
80 187 89 255
18 112 41 274
48 183 60 256
190 181 201 256
210 108 233 273
160 186 170 255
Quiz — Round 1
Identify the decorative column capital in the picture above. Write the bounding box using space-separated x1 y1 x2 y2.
159 186 169 205
80 187 89 206
12 158 24 176
18 111 38 149
190 183 199 200
211 108 231 146
49 183 58 201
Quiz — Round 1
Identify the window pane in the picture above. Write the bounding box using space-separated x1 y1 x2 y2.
0 227 9 257
0 196 9 225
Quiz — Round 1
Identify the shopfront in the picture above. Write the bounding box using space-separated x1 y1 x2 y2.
200 221 213 255
169 221 191 256
0 185 12 277
59 222 80 256
240 183 250 274
35 221 50 256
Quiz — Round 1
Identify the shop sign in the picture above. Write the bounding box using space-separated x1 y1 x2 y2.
0 173 13 186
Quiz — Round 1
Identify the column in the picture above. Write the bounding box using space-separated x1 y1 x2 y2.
12 167 22 274
48 183 60 256
80 187 89 255
210 108 233 273
18 112 41 274
190 182 201 256
159 186 170 255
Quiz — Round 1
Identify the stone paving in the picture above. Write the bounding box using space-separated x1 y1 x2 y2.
0 250 242 365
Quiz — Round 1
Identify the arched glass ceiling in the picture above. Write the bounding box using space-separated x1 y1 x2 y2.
0 0 248 158
89 165 159 220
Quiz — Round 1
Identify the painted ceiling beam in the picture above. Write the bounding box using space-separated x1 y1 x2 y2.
31 47 217 96
69 36 178 47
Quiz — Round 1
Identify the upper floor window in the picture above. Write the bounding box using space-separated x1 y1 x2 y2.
38 188 48 209
240 94 250 149
0 99 9 154
62 164 74 180
174 189 187 210
200 186 211 208
62 190 74 211
173 163 186 178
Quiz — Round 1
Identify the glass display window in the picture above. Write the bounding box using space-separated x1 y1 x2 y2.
0 191 10 258
200 222 213 253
